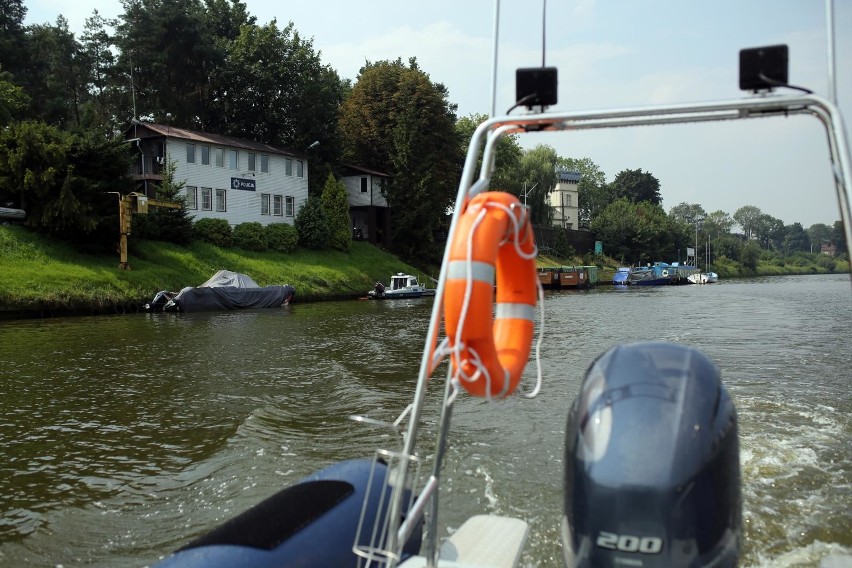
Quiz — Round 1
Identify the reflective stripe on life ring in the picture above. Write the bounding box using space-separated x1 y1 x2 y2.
443 191 538 398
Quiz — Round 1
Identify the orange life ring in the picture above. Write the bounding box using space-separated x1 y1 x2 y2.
443 191 538 398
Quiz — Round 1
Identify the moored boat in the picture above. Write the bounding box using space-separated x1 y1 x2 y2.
368 273 434 299
613 266 631 285
627 262 694 285
688 271 719 284
144 270 295 312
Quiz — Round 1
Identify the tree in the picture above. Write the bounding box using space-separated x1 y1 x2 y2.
115 0 222 127
807 223 833 253
733 205 762 240
24 18 87 127
0 0 29 81
609 168 662 206
205 19 347 195
203 0 256 42
132 156 193 244
320 173 351 251
509 144 558 226
294 196 329 249
339 58 460 262
741 240 761 270
753 213 784 250
704 210 734 240
782 222 810 254
0 121 131 242
668 202 707 225
832 220 847 255
591 198 677 265
556 156 607 225
456 113 522 192
79 11 119 131
0 72 28 126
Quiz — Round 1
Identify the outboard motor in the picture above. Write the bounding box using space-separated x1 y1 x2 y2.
563 342 741 567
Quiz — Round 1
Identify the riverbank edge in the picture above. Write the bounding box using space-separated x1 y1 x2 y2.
4 269 848 322
2 226 847 321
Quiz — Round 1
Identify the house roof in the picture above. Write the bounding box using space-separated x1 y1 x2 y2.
125 121 302 157
341 164 391 178
557 169 582 182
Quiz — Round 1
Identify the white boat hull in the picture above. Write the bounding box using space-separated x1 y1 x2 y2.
688 272 718 284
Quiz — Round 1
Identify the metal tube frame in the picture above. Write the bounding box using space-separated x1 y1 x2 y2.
380 91 852 567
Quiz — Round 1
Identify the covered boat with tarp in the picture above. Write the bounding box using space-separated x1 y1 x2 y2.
145 270 295 313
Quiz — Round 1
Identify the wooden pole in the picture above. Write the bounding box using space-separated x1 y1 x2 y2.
119 195 132 270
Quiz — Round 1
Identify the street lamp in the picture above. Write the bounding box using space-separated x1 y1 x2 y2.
305 141 320 194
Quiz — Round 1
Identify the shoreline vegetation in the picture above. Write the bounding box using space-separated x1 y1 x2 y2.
1 225 848 321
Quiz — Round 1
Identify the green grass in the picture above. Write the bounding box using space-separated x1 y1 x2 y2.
0 225 424 313
1 225 847 315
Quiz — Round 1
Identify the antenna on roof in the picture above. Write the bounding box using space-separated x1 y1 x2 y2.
130 53 137 120
541 0 547 68
826 0 837 103
489 0 500 117
508 0 557 114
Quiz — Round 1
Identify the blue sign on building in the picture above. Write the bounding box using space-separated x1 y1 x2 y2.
231 177 256 191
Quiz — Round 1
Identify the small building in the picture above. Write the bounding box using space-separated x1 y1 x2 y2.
125 121 309 227
821 243 837 256
341 165 391 247
550 169 580 229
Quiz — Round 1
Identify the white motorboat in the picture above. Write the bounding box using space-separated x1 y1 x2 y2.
369 273 435 299
688 271 719 284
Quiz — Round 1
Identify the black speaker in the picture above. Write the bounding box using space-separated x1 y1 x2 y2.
739 44 788 91
515 67 558 107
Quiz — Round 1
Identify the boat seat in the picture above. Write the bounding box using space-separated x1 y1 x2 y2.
400 514 528 568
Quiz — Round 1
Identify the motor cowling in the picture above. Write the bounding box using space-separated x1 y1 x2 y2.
562 342 741 567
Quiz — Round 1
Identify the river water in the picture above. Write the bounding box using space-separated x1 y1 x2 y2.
0 274 849 567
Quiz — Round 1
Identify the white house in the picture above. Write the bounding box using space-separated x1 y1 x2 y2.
341 164 391 247
549 169 581 229
126 122 309 227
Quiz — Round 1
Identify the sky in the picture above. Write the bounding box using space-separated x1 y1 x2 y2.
23 0 852 228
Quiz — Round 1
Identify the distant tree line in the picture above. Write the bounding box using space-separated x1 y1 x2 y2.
0 0 844 267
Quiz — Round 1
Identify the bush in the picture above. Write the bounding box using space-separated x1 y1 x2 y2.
741 241 761 271
233 222 268 251
265 223 298 252
295 197 330 249
193 218 232 247
320 173 352 251
816 254 836 272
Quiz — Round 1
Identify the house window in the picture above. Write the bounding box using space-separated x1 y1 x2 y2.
201 187 212 211
360 177 368 193
185 186 198 210
273 195 283 216
186 143 196 163
285 196 295 217
228 149 238 170
215 189 226 212
215 148 224 167
285 158 292 176
296 160 304 178
248 153 256 171
261 193 270 215
564 194 572 206
201 145 210 165
261 154 269 173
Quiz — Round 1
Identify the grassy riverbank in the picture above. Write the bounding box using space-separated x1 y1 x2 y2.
0 225 426 317
1 225 847 318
